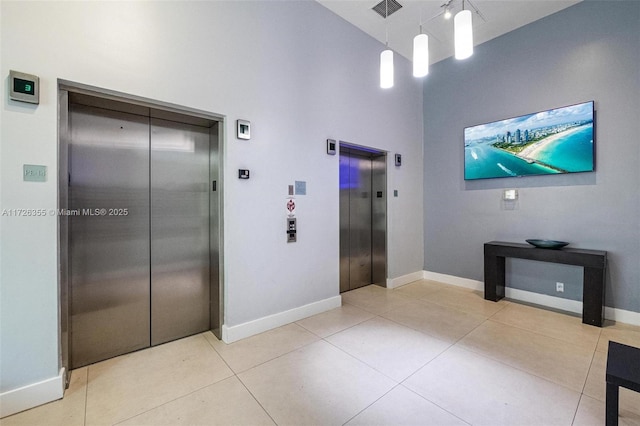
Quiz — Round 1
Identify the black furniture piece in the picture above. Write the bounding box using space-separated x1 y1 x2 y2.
606 341 640 426
484 241 607 327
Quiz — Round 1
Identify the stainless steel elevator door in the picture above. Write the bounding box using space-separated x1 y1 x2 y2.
349 154 373 290
339 148 387 293
68 100 216 368
69 104 151 368
150 118 210 345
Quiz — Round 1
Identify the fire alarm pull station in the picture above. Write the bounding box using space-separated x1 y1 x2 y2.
287 218 297 243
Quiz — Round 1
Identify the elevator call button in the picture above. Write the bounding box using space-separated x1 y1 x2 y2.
287 218 297 243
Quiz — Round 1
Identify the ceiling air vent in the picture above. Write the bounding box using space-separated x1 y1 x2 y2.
372 0 403 19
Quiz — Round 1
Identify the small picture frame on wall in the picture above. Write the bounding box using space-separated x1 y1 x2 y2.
237 119 251 140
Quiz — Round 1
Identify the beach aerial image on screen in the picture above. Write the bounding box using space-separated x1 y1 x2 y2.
464 101 594 180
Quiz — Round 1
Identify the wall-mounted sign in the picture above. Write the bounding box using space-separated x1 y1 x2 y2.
24 164 47 182
9 70 39 104
286 197 296 216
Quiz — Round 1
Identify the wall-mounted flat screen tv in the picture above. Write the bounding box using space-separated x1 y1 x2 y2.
464 101 595 180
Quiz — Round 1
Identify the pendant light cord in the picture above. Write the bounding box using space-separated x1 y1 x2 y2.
385 0 389 46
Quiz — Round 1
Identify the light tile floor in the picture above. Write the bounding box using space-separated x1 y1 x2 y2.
4 280 640 426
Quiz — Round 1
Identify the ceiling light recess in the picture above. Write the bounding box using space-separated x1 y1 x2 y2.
372 0 403 19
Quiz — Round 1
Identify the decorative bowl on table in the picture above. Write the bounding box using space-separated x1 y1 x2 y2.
525 239 569 249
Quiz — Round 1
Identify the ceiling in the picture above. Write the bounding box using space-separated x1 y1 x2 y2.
316 0 581 64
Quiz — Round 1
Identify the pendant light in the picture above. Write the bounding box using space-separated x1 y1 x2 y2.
412 29 429 78
380 48 394 88
454 0 473 60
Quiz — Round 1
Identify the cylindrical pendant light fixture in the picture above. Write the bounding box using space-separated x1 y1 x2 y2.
412 33 429 77
454 9 473 60
380 49 394 89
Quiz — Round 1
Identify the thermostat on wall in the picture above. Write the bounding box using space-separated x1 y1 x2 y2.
327 139 336 155
9 70 39 104
237 119 250 140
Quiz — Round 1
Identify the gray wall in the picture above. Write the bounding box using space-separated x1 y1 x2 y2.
423 1 640 312
1 1 424 395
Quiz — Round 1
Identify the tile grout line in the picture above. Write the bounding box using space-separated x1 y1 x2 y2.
319 308 460 389
571 393 589 426
109 377 235 426
487 315 602 353
580 327 602 395
339 382 403 426
313 322 418 426
485 316 600 352
450 297 596 390
454 312 596 395
83 367 89 426
397 382 473 426
453 343 589 396
200 332 280 425
227 376 279 426
96 334 237 425
320 315 404 384
110 332 272 425
294 305 375 339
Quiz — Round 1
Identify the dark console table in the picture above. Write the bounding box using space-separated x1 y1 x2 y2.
484 241 607 327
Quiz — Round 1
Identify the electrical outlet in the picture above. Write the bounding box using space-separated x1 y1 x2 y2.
556 282 564 293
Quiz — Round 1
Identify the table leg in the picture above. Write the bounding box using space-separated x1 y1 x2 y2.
583 266 605 327
605 382 619 426
484 252 505 302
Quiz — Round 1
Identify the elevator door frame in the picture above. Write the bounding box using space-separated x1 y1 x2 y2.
339 142 387 293
57 81 225 384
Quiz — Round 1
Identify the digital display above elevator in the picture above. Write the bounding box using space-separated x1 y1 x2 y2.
14 78 35 95
9 70 39 104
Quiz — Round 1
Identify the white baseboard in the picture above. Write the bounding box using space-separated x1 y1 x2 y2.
386 271 425 289
604 306 640 326
505 287 583 314
0 368 65 418
221 295 342 343
422 270 640 327
422 270 483 291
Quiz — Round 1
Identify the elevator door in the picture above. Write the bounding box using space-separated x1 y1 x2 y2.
150 118 210 346
69 102 213 368
339 147 387 293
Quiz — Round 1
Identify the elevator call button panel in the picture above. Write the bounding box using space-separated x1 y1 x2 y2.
287 218 297 243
